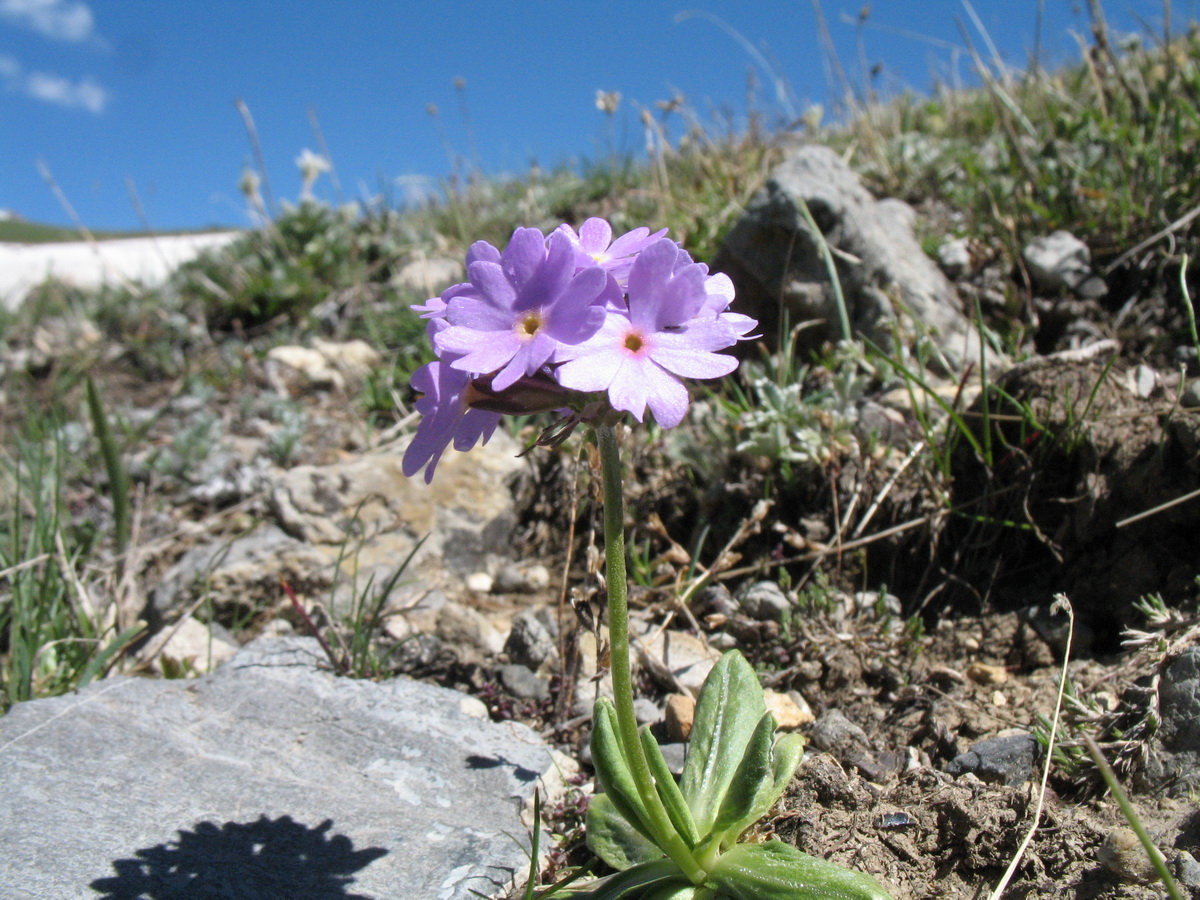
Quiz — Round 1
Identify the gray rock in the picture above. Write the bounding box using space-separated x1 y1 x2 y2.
498 663 550 702
809 709 872 757
505 607 559 669
0 637 566 899
1143 647 1200 796
270 432 523 578
937 237 972 279
147 524 332 627
151 434 526 623
945 733 1039 786
1173 850 1200 892
659 742 688 776
1022 230 1092 294
493 562 552 594
696 583 737 619
715 145 987 371
1181 380 1200 410
738 581 792 623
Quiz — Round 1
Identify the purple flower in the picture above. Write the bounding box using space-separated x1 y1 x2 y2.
555 218 669 285
401 360 501 484
433 228 615 392
555 238 750 428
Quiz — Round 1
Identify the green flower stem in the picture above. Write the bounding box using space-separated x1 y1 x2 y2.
596 424 705 885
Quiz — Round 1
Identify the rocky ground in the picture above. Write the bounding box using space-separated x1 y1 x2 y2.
2 146 1199 899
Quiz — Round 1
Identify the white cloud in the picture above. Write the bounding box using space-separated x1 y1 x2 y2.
0 53 108 113
0 0 96 43
25 70 106 112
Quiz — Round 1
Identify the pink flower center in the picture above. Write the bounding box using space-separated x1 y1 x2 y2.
623 331 646 354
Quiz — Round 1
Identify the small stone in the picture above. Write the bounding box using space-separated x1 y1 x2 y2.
459 695 489 719
436 601 504 658
937 237 972 279
633 698 661 725
393 256 464 295
1173 850 1200 891
1023 230 1091 293
990 690 1008 707
664 693 695 742
1131 364 1158 398
265 345 344 394
966 662 1009 685
141 618 239 676
504 607 558 669
657 742 688 776
1181 380 1200 409
697 584 737 619
493 563 550 594
1098 826 1164 884
764 689 814 729
708 632 738 651
638 626 721 697
738 581 792 623
946 733 1038 786
809 710 871 756
465 572 494 593
497 664 549 702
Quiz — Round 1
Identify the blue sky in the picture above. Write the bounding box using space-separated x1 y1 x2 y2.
0 0 1184 232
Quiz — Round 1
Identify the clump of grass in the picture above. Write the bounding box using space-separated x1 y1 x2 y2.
0 411 141 711
846 17 1200 263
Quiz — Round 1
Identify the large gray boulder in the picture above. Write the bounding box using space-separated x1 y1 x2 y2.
714 145 986 371
0 637 567 899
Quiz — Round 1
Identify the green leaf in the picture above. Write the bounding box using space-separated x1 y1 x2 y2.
565 859 691 900
75 621 146 690
591 698 656 845
705 840 892 900
587 792 665 871
641 727 700 847
710 712 774 843
680 651 768 838
721 732 805 848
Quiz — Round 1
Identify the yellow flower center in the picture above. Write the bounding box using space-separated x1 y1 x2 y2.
518 311 544 339
623 332 645 353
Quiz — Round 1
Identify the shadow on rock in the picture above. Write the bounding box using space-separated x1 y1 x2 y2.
90 814 388 900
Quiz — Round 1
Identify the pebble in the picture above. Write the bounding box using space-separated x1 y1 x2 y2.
945 733 1037 786
966 662 1008 685
738 581 792 623
1097 826 1164 884
937 237 972 279
764 690 814 729
493 563 551 594
1182 380 1200 409
504 607 558 669
1173 850 1200 891
665 693 695 742
497 663 549 702
1022 230 1091 294
465 572 493 593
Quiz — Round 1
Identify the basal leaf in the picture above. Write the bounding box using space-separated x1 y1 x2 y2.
586 792 666 871
720 731 805 848
640 727 700 847
680 651 768 838
705 840 892 900
565 859 691 900
591 698 656 844
710 711 774 844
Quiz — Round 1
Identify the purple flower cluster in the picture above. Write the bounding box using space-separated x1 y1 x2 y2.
402 219 756 483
